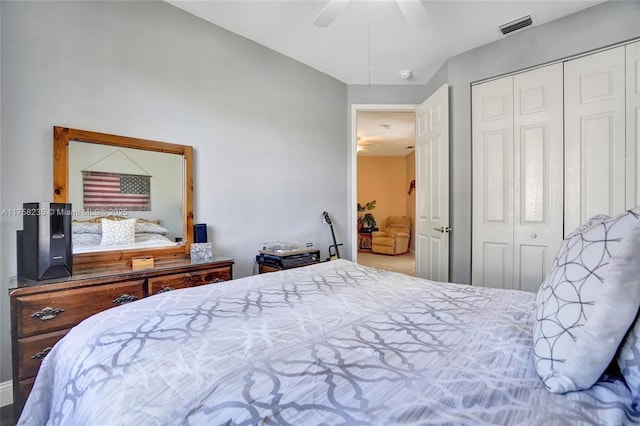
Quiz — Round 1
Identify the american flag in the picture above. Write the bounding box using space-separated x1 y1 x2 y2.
83 171 151 211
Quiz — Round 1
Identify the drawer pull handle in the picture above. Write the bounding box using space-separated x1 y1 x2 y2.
212 278 225 283
31 307 64 321
158 287 174 294
113 294 138 305
31 346 52 360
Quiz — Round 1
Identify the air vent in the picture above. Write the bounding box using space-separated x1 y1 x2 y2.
499 15 533 36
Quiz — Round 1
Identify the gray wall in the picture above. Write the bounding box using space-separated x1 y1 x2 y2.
0 1 347 383
436 0 640 284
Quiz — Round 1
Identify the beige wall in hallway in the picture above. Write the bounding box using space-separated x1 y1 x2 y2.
357 156 408 231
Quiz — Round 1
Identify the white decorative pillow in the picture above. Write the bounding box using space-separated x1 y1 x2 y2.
533 213 610 309
533 207 640 393
100 218 136 246
615 221 640 398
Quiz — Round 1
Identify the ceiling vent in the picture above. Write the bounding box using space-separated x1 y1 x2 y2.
499 15 534 36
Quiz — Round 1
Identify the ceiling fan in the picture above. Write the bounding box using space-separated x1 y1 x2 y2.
356 136 378 153
313 0 428 28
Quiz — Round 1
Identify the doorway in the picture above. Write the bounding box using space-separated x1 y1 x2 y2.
352 105 418 276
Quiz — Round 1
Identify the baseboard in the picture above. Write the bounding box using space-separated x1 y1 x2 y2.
0 380 12 407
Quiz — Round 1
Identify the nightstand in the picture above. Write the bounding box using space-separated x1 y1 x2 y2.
358 233 373 252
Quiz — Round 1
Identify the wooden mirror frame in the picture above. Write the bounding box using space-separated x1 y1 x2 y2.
53 126 194 266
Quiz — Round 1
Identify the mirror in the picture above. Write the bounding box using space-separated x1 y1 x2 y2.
53 126 194 266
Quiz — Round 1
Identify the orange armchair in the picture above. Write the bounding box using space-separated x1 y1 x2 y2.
371 216 411 255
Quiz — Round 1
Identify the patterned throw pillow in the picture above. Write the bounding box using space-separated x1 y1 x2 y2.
72 233 102 247
615 221 640 398
533 208 640 393
72 222 103 234
100 218 136 246
135 221 170 235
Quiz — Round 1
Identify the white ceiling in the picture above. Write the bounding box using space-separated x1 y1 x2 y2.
165 0 603 155
166 0 603 86
357 111 415 156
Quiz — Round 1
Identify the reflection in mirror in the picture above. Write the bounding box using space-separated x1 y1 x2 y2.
53 126 194 266
68 141 184 254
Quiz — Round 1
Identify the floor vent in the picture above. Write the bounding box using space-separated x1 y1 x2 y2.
499 15 534 36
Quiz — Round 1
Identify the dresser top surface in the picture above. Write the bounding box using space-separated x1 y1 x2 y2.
9 256 234 294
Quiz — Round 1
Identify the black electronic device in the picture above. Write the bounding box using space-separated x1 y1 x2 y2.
256 248 320 269
21 202 72 280
16 230 23 278
194 223 208 243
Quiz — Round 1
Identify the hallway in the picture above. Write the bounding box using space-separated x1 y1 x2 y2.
357 251 415 276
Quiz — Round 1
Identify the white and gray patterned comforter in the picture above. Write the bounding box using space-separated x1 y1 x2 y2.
20 260 639 425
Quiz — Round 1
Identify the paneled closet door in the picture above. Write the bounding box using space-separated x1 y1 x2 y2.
564 46 626 234
628 41 640 209
472 63 563 291
472 76 514 289
513 63 564 293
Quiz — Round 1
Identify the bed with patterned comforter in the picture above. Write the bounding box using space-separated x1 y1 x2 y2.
19 260 639 425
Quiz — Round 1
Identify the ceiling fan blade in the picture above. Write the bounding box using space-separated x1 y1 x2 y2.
313 0 351 27
396 0 427 27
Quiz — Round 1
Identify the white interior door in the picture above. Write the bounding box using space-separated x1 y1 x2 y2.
415 84 449 282
472 76 514 288
627 41 640 209
513 63 564 292
564 46 626 234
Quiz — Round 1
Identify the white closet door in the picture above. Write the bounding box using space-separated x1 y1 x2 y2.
472 76 514 289
627 41 640 209
513 63 564 292
565 46 626 234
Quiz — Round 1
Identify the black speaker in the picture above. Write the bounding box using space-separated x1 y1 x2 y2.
194 223 208 243
22 202 72 280
16 230 23 278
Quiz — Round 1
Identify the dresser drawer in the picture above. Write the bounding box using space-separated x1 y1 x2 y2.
16 377 35 419
15 280 145 338
17 329 69 380
148 267 231 295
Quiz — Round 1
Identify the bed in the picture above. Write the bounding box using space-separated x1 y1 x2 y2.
18 254 640 425
71 216 178 253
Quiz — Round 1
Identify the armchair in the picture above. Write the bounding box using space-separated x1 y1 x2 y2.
371 216 411 255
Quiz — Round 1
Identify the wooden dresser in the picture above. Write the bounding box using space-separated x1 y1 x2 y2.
8 256 234 420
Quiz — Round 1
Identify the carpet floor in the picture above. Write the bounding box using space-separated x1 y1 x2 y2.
356 251 415 276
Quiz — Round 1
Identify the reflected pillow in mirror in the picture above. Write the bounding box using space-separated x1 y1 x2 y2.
72 233 102 247
100 218 136 245
72 222 102 234
135 221 170 235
